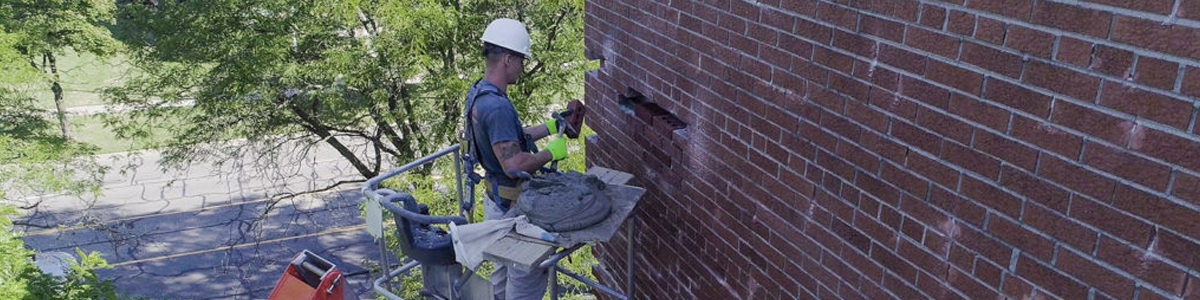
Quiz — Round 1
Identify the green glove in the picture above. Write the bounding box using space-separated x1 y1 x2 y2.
546 137 568 161
545 118 558 136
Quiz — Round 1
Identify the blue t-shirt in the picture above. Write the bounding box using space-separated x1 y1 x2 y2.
466 79 529 186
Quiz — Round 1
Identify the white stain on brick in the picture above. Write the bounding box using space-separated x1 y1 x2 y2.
1129 124 1148 150
868 44 880 77
938 219 961 256
1036 122 1063 134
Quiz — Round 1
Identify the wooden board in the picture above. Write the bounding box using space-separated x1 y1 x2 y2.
482 232 557 272
587 167 634 186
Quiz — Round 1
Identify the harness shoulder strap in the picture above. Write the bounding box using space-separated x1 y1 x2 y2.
464 79 499 163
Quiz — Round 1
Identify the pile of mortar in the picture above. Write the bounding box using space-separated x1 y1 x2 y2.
514 171 613 232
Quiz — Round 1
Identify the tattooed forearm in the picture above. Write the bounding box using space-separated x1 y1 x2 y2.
495 141 520 161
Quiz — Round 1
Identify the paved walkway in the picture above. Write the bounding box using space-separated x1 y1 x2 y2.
14 141 404 299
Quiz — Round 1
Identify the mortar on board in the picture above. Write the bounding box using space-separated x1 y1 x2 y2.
508 172 612 232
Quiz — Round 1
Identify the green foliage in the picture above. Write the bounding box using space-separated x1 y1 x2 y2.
0 89 104 200
109 0 588 178
0 206 136 300
0 0 122 58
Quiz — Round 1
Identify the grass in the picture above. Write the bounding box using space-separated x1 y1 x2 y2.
71 112 179 154
22 50 134 110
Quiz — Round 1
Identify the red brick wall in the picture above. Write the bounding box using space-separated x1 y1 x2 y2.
582 0 1200 299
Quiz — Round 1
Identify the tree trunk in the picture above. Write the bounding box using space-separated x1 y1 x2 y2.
47 53 71 140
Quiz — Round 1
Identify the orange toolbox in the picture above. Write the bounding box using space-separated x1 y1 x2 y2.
268 250 344 300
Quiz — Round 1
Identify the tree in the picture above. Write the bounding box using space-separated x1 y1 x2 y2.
108 0 587 187
0 28 122 300
0 26 104 206
0 0 123 140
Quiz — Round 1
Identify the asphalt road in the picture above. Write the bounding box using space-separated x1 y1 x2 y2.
14 142 398 299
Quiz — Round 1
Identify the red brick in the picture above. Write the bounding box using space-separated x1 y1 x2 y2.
1182 0 1200 21
830 71 869 101
942 141 1002 179
791 60 830 85
1055 249 1136 300
858 15 905 43
893 0 920 22
966 0 1034 20
1184 66 1200 98
794 17 834 43
906 151 960 190
917 106 973 144
1015 255 1089 300
781 0 820 16
1041 154 1120 201
760 6 794 29
929 186 987 227
855 168 902 205
988 215 1055 260
900 76 950 110
1112 16 1200 59
957 223 1014 265
1023 61 1101 102
984 78 1052 118
1173 172 1200 206
851 0 895 16
1060 103 1142 147
878 43 928 75
974 260 1004 289
853 59 899 92
1135 56 1181 91
1096 237 1189 294
832 30 877 58
1052 100 1135 145
1004 26 1054 59
1031 1 1112 38
905 25 961 59
1134 128 1200 173
1136 288 1175 300
1001 273 1036 299
974 130 1037 170
959 175 1022 218
891 119 943 155
918 4 946 29
1011 115 1084 158
1084 142 1173 191
1056 37 1092 68
947 93 1010 132
1090 45 1135 78
1099 82 1193 130
869 87 918 120
999 165 1070 212
974 17 1007 45
1112 185 1200 241
1156 229 1200 273
817 2 858 31
1083 0 1174 15
845 100 889 133
1022 203 1097 251
884 162 932 199
946 10 974 36
1071 196 1154 245
926 60 984 96
814 46 855 74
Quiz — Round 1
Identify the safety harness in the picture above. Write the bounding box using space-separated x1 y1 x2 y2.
463 79 529 211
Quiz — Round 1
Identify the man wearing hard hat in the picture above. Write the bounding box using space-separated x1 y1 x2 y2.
462 18 586 300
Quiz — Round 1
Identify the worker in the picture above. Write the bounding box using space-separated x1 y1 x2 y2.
462 18 586 300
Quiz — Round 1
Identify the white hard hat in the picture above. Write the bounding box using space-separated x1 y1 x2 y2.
481 18 532 59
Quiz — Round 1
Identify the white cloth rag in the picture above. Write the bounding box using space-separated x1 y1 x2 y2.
448 216 556 271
